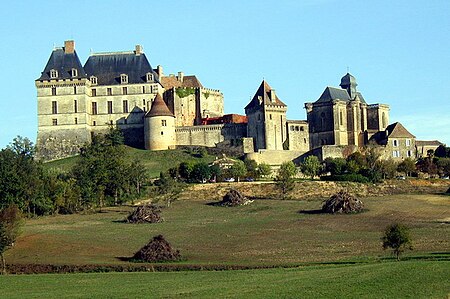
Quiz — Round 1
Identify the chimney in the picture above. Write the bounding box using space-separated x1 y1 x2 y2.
156 65 163 78
135 44 143 55
270 89 276 102
178 71 184 83
64 40 75 54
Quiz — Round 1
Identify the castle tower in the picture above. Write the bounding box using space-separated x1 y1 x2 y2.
245 80 287 150
340 73 358 99
144 94 176 150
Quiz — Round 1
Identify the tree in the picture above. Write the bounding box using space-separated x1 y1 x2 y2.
178 161 195 181
275 161 297 199
0 205 23 274
257 163 272 178
243 159 258 178
191 162 211 182
301 156 321 180
376 159 398 179
229 160 247 182
436 158 450 177
382 223 413 261
155 172 185 207
397 158 416 177
324 157 347 175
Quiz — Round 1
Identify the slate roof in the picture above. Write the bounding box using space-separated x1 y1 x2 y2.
385 122 416 138
244 80 287 110
37 48 87 80
161 75 203 89
340 72 357 88
145 94 174 118
316 87 351 103
84 52 158 85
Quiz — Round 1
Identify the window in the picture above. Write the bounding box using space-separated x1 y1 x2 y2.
123 100 128 113
295 126 299 131
146 72 153 82
74 86 77 94
92 102 97 115
393 150 400 158
93 121 96 126
107 101 113 114
406 139 411 146
110 120 113 125
92 89 97 97
269 114 272 120
304 138 307 143
151 85 158 93
74 100 78 113
339 111 343 126
290 125 294 131
122 87 128 95
74 117 78 124
52 101 57 114
393 139 398 147
52 119 58 126
51 87 56 96
143 99 146 106
407 150 412 157
71 68 78 77
162 120 167 126
90 76 97 85
50 69 58 78
161 131 164 135
300 126 304 131
120 74 128 84
107 88 112 96
142 86 146 93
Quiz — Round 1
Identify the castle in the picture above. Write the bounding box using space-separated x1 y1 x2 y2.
36 41 423 163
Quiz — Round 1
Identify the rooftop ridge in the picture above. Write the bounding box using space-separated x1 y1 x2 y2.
90 51 136 56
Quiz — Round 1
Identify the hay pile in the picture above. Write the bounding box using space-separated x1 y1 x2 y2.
322 191 364 214
133 235 181 262
219 189 252 206
126 205 163 224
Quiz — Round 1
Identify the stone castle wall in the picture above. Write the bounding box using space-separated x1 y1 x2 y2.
176 123 246 147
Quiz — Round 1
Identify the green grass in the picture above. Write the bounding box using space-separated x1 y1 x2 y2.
43 146 215 178
1 261 449 298
7 194 450 266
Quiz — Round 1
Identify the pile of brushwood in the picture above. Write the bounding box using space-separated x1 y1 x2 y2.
133 235 181 262
219 189 252 207
322 190 364 214
126 205 163 224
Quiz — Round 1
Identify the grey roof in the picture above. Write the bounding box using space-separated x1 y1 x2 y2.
84 52 158 85
37 48 87 80
316 87 351 103
244 80 287 110
340 72 357 88
355 92 366 103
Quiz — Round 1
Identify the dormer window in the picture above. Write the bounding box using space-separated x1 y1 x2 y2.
120 74 128 84
71 68 78 77
90 76 98 85
50 69 58 79
146 72 153 82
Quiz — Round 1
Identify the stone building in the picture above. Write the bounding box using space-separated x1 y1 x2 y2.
35 41 422 164
305 73 389 150
370 122 416 160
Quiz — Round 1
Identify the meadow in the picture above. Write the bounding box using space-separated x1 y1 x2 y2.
1 261 449 298
6 194 449 266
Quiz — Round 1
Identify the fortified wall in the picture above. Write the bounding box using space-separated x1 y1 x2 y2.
176 123 247 147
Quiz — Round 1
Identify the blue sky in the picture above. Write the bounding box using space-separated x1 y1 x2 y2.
0 0 449 148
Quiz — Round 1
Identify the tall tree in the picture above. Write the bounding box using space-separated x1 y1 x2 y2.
301 156 322 180
275 161 297 199
0 205 23 274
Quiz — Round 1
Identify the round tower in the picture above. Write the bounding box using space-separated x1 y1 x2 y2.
144 94 176 150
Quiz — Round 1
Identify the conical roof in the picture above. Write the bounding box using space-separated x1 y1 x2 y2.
146 94 174 117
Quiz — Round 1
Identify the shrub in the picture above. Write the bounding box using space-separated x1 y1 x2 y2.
382 223 413 261
321 174 369 183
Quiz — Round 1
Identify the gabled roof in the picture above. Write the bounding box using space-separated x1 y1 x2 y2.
161 75 203 89
385 122 415 138
244 80 287 110
145 94 174 118
37 48 86 80
316 87 351 103
84 52 158 85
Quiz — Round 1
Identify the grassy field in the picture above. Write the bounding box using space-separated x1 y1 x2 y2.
1 261 449 298
43 146 216 178
6 194 449 266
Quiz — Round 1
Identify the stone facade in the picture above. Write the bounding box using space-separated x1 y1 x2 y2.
35 41 421 165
